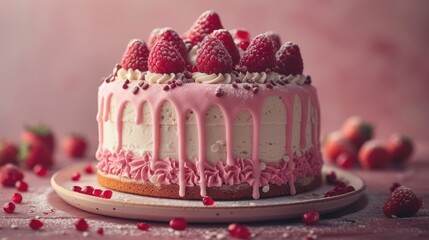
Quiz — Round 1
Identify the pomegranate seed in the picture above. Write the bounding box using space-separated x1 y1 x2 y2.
169 218 187 231
238 41 250 51
334 186 347 195
72 186 82 193
325 172 337 185
324 191 337 198
101 190 113 199
132 86 140 94
142 82 149 90
3 202 16 213
266 83 273 89
345 185 355 193
122 83 129 89
15 180 28 192
232 82 238 88
97 227 104 235
335 180 347 188
71 172 81 181
228 223 251 239
33 164 47 177
202 196 215 206
29 219 44 230
243 84 251 90
390 182 401 192
84 164 94 174
93 189 103 197
12 193 23 204
137 222 150 231
235 29 250 41
75 218 89 231
303 210 320 226
81 186 94 195
337 153 355 169
163 85 170 91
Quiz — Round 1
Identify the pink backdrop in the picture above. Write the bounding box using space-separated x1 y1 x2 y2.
1 0 428 156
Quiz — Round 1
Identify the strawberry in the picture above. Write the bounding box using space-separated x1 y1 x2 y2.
148 40 185 74
156 28 187 59
21 124 55 153
19 143 53 169
0 163 24 187
275 41 304 75
265 31 281 52
323 132 357 163
239 34 276 72
358 140 390 170
212 29 240 65
62 134 87 159
186 10 223 45
147 28 161 49
385 133 414 164
121 39 150 71
196 36 233 74
383 186 422 218
0 141 19 166
341 116 373 149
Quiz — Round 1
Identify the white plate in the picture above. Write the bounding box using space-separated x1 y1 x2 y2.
51 163 366 223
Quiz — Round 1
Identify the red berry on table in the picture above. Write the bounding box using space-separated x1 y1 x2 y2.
383 186 422 218
19 142 53 169
155 28 188 59
84 164 94 174
33 164 47 177
196 36 233 74
202 196 215 206
97 227 104 235
15 180 28 192
186 10 223 45
12 193 23 203
303 210 320 226
0 163 24 187
212 29 240 65
29 219 44 230
390 182 401 192
63 134 87 159
148 40 185 74
0 141 19 166
264 31 282 52
121 39 150 72
147 28 161 49
336 153 356 169
323 132 357 163
275 41 304 76
169 217 188 231
325 171 337 185
21 124 55 154
81 186 94 195
228 223 251 239
341 116 373 149
3 201 16 213
240 34 276 72
75 218 89 231
359 140 390 170
137 222 150 231
71 172 81 181
385 133 414 164
101 190 113 199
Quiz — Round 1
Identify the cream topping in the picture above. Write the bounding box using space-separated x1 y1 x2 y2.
192 72 233 84
187 45 199 66
145 72 176 84
286 74 307 85
116 68 145 81
238 72 282 83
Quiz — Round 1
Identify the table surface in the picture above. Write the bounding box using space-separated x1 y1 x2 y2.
1 151 428 240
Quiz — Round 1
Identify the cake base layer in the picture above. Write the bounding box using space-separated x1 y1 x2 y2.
97 171 322 200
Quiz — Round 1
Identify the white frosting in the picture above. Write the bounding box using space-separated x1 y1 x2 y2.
187 45 199 66
116 68 145 81
286 74 307 85
238 72 282 83
192 73 233 84
145 72 176 84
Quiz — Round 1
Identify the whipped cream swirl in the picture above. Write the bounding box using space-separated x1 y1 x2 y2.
145 72 177 84
192 72 233 84
116 68 145 81
286 74 306 85
239 72 281 83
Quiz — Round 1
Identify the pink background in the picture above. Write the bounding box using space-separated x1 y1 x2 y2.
1 0 428 155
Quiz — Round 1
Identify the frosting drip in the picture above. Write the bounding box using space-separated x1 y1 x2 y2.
145 72 176 84
192 72 233 84
116 68 145 81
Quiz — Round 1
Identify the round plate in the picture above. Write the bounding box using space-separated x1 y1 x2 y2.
51 163 366 223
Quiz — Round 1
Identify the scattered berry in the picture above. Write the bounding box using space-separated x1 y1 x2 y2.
383 186 422 218
137 222 150 231
228 223 251 239
265 31 281 52
0 163 24 187
71 172 81 181
324 191 337 198
385 133 414 164
29 219 44 230
186 10 223 45
169 218 188 231
359 140 390 170
12 193 23 204
212 29 240 65
72 186 82 193
345 185 355 193
202 196 215 206
81 186 94 195
75 218 89 231
325 171 337 185
101 190 113 199
196 36 233 74
156 28 187 58
97 227 104 235
33 164 47 177
323 132 357 163
148 40 185 74
3 201 16 213
21 124 55 154
121 39 150 71
240 34 276 72
63 134 87 159
341 116 373 149
93 189 103 197
15 180 28 192
303 210 319 226
84 164 94 174
276 41 304 75
390 182 401 192
0 141 19 166
337 153 356 169
19 142 53 169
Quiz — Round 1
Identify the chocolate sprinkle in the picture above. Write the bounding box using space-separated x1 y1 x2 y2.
132 86 139 95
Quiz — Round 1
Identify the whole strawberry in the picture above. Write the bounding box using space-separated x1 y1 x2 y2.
383 186 422 218
155 28 188 59
0 141 19 166
63 134 87 159
212 29 240 65
385 133 414 164
239 34 276 72
276 42 304 76
0 163 24 187
196 36 233 74
121 39 150 71
264 31 282 52
186 10 223 45
148 40 185 74
323 131 357 163
21 124 55 153
341 116 373 149
358 140 390 170
19 143 53 169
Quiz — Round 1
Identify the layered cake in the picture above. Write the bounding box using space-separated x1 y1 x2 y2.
96 11 322 200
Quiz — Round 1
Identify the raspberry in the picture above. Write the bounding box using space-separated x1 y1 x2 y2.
228 223 251 239
196 36 233 74
383 186 422 218
186 10 223 45
148 40 185 74
121 39 150 71
212 29 240 65
169 218 187 231
265 31 282 52
239 34 276 72
276 42 304 75
147 28 161 49
156 28 187 59
390 182 401 192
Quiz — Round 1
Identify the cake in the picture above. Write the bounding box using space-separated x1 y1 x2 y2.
96 11 322 200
